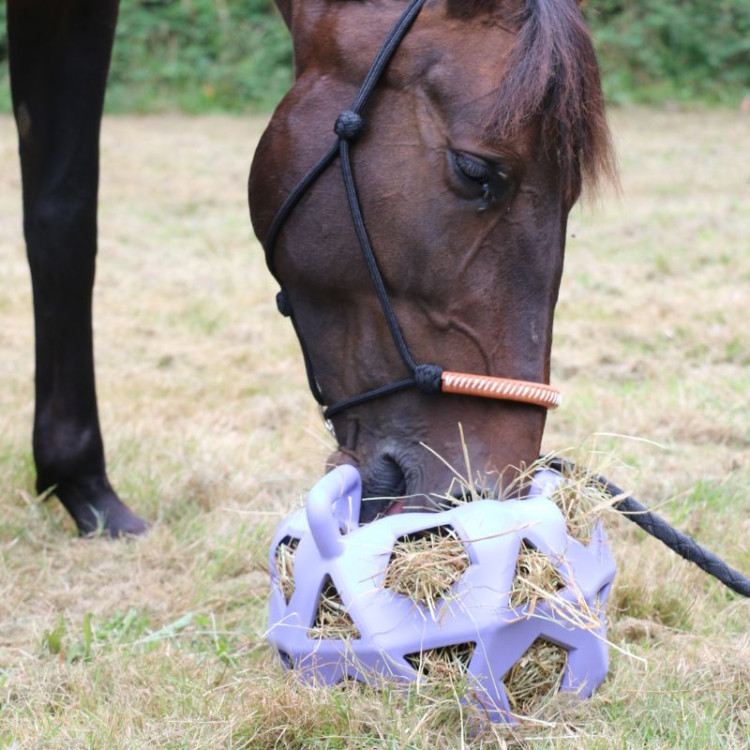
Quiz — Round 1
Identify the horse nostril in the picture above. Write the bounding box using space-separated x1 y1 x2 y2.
359 454 407 524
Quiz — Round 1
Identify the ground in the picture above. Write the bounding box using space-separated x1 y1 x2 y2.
0 110 748 748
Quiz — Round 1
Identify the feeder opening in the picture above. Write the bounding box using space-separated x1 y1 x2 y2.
383 524 470 616
550 464 610 544
503 637 568 716
308 574 361 640
404 641 476 679
509 539 565 611
274 536 300 604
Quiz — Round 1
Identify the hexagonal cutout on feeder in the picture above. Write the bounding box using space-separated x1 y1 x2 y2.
382 524 470 615
509 539 565 611
308 575 361 640
274 536 300 604
404 641 476 679
502 637 568 716
549 463 610 544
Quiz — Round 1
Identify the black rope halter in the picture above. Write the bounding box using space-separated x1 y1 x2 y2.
263 0 441 420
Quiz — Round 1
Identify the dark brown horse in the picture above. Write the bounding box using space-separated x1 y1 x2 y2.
6 0 147 535
249 0 615 521
6 0 612 536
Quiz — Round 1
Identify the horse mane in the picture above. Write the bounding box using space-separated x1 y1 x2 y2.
479 0 617 202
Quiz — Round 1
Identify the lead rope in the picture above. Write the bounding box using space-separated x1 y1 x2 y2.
550 458 750 598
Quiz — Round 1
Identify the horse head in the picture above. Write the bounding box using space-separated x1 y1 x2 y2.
249 0 615 521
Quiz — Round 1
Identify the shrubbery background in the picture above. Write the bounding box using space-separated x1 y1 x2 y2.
0 0 749 113
593 0 750 104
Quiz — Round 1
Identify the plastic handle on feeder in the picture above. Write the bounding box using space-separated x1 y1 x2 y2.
306 464 362 559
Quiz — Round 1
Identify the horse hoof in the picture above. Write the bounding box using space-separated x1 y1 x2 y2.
76 497 150 539
48 478 150 538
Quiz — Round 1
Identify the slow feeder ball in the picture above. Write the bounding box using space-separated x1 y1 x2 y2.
267 465 616 722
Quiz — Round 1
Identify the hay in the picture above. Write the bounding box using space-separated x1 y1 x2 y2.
383 526 470 618
274 537 299 604
503 638 567 716
548 462 613 544
509 539 603 639
509 540 565 611
404 642 475 681
500 450 621 545
308 575 361 640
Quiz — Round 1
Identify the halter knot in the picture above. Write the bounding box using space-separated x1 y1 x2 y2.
334 110 364 141
413 363 444 395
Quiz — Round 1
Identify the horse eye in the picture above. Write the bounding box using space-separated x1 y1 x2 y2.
449 150 510 208
452 151 491 183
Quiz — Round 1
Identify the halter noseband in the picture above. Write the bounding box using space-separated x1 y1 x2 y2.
262 0 562 421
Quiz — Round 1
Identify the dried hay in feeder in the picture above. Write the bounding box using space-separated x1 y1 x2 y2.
509 540 565 611
501 447 622 545
404 641 476 681
548 462 614 544
503 638 567 716
509 540 602 635
274 536 299 604
308 575 361 640
383 525 470 618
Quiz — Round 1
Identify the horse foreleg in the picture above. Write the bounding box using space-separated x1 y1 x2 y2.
7 0 147 536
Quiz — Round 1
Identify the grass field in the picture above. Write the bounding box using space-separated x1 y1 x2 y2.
0 109 748 748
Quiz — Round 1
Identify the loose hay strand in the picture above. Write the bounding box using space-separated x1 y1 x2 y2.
404 642 476 681
274 537 299 604
548 461 614 544
504 446 625 544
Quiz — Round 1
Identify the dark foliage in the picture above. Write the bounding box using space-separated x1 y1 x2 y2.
0 0 292 113
106 0 292 112
587 0 750 103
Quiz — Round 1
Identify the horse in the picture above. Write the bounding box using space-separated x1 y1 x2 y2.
249 0 616 522
6 0 612 537
6 0 147 536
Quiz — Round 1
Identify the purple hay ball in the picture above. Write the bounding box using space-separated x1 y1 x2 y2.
267 465 616 722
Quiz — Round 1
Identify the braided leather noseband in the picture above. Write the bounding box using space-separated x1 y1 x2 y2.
262 0 561 421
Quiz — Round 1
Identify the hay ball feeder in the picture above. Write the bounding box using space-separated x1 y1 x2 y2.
267 465 616 722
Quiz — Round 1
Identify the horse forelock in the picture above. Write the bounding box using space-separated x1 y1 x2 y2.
480 0 617 203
